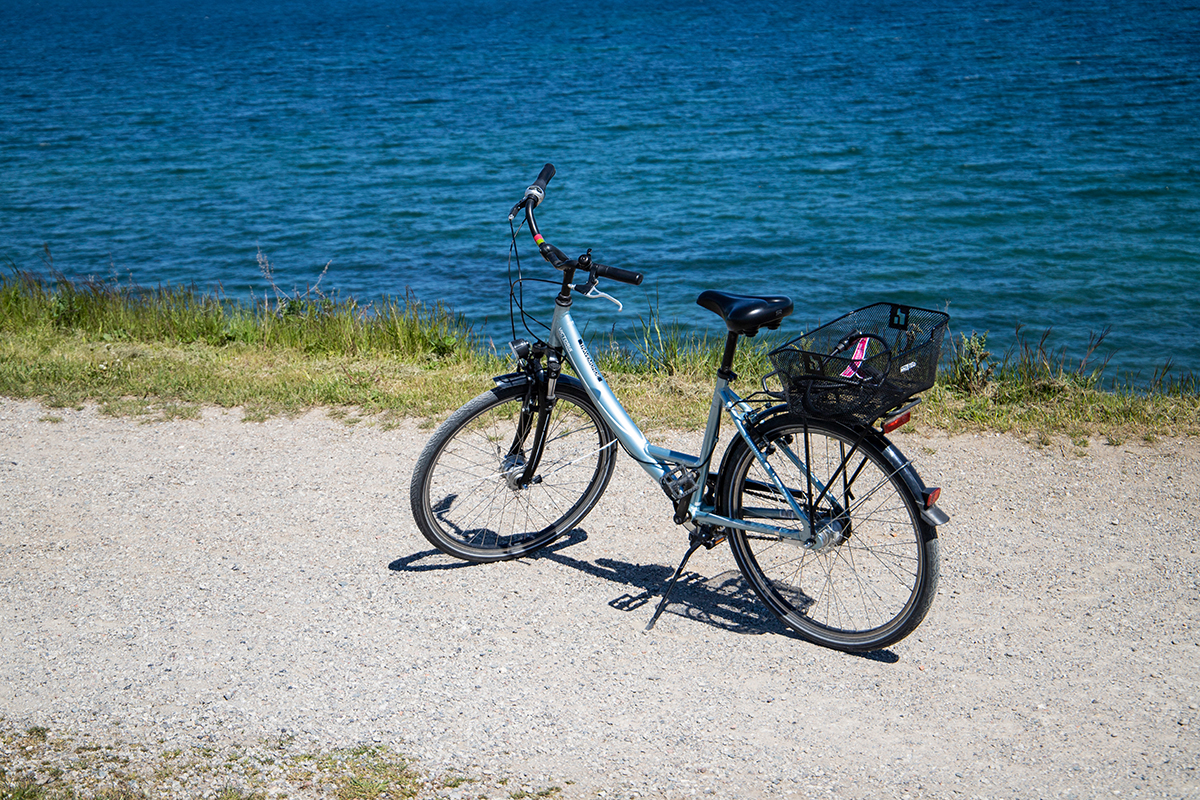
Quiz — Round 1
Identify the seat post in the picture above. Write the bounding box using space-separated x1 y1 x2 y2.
718 331 739 381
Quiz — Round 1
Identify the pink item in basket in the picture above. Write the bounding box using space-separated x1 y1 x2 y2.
840 336 871 379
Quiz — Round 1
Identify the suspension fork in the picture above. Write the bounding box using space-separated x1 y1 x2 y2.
507 349 563 488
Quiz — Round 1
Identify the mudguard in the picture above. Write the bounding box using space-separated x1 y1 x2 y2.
492 371 589 393
716 405 948 538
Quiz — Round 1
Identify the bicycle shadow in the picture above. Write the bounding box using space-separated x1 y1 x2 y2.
539 536 783 636
389 530 898 662
388 550 478 572
387 530 599 573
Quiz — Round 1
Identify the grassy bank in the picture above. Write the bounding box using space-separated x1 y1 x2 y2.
2 269 1197 440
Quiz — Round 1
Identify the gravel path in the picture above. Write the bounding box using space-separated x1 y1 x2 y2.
2 398 1198 799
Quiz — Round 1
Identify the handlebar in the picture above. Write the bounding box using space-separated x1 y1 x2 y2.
510 163 645 288
530 163 555 195
593 262 644 286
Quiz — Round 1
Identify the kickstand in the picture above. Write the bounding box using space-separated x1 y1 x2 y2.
645 540 703 631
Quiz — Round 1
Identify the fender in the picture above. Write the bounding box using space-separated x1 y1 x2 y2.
874 432 951 530
716 405 948 536
492 371 528 389
492 371 588 393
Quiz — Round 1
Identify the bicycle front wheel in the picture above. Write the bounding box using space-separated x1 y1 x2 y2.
410 381 617 562
720 417 938 652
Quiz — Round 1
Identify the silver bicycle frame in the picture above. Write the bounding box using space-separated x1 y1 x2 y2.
550 300 815 545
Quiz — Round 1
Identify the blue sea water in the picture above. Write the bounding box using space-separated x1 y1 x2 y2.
2 0 1198 380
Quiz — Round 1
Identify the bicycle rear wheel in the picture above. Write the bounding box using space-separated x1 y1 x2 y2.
719 416 938 652
410 380 616 562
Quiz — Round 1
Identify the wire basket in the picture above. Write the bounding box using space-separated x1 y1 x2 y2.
768 303 949 425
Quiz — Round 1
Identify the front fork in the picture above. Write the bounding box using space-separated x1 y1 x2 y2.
505 344 562 489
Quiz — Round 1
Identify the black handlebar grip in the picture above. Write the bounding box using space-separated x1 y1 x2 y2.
521 163 556 211
532 163 556 192
594 262 644 286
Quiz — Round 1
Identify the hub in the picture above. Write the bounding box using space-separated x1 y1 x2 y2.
807 513 850 553
501 453 527 490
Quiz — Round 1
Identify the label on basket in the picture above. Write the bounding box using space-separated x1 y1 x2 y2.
841 337 871 378
900 361 917 373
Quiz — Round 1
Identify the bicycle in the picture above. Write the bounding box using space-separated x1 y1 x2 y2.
409 164 951 652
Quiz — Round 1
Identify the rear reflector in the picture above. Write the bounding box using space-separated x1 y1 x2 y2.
882 410 911 433
923 487 941 508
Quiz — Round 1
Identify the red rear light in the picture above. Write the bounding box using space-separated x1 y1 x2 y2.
882 410 911 434
923 487 941 508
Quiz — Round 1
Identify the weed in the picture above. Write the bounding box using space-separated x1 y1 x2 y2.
0 781 46 799
509 787 562 799
441 771 477 788
947 331 994 395
215 784 263 800
93 783 147 799
264 732 296 751
312 745 420 800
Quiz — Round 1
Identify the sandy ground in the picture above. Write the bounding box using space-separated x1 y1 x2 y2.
1 397 1198 799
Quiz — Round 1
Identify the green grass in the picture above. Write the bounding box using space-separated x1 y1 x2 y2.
0 265 499 421
0 718 577 800
2 267 1197 439
925 328 1199 442
0 266 778 427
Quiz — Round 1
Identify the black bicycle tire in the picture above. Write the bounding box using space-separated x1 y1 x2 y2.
719 416 938 652
410 381 616 563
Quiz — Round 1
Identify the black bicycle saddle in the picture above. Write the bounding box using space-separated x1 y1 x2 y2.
696 290 794 336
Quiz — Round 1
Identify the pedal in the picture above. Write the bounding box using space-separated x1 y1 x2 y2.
662 466 701 525
660 465 699 501
687 522 726 550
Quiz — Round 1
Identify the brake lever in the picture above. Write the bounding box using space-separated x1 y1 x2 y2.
508 197 527 221
572 280 623 311
508 183 547 221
